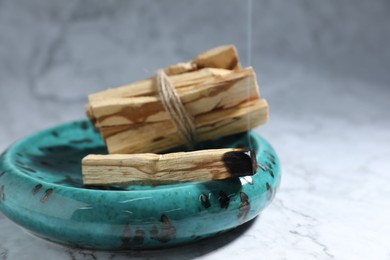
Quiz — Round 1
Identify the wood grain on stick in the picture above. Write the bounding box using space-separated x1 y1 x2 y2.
82 148 257 185
165 44 241 75
89 67 259 128
101 98 268 154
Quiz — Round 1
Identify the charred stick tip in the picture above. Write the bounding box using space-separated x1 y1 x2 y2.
222 149 257 177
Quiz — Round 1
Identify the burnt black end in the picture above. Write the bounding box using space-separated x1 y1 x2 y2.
222 149 257 177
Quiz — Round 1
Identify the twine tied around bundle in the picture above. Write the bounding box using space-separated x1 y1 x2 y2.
156 70 198 150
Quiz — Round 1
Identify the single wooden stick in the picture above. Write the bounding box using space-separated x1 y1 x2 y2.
88 67 259 128
82 148 257 185
85 68 232 123
87 68 231 103
100 98 268 154
193 44 241 70
164 44 241 75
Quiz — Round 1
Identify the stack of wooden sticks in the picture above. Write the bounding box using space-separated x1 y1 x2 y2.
82 45 269 185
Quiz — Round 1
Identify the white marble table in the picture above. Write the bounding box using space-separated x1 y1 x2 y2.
1 63 389 260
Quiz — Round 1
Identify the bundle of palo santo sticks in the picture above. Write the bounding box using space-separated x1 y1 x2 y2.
82 45 269 185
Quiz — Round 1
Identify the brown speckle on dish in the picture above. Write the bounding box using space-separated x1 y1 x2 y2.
133 229 145 246
17 165 37 173
0 185 5 201
120 224 131 249
80 121 89 130
199 193 211 209
40 188 54 203
238 192 250 220
218 191 230 209
32 184 43 195
150 215 176 243
69 138 93 145
266 183 273 200
51 131 59 137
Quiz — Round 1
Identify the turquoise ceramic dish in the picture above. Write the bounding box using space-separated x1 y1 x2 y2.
0 120 280 250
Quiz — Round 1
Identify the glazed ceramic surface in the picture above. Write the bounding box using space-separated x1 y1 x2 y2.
0 120 280 250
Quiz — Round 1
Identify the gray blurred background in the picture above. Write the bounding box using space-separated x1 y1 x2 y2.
1 0 389 149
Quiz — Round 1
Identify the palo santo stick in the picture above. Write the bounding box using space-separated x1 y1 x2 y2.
164 44 241 75
85 68 232 121
88 68 231 103
82 148 257 185
89 67 259 127
101 99 268 154
193 44 241 70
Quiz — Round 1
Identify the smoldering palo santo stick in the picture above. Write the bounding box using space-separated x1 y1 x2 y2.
82 148 257 185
